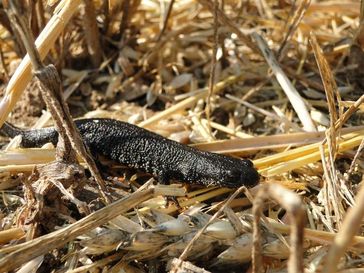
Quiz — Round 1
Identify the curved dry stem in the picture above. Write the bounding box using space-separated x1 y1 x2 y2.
252 184 306 273
322 176 364 273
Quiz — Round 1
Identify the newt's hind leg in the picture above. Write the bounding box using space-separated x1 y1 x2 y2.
157 172 182 209
157 171 170 185
82 145 109 179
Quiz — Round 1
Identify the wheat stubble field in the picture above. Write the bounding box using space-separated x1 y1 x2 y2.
0 0 363 272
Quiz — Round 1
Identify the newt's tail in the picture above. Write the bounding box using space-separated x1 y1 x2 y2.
0 122 58 148
0 122 25 138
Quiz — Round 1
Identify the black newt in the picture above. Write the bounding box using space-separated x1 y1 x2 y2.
0 118 259 188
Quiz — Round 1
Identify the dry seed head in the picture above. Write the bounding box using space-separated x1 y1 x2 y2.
108 215 143 233
165 233 216 258
80 229 128 247
122 231 169 251
205 220 238 239
152 218 190 236
145 208 176 226
167 241 215 260
215 233 253 264
81 245 117 255
122 249 163 262
109 262 146 273
80 229 128 255
262 238 290 259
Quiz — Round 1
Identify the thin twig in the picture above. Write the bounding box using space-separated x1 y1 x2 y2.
278 0 311 60
156 0 175 42
82 0 102 67
119 0 130 38
0 39 9 80
205 0 219 137
35 0 46 31
334 94 364 130
348 137 364 175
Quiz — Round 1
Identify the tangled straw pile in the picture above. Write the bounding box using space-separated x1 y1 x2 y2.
0 0 363 272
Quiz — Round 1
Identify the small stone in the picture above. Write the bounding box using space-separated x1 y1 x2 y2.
243 113 256 127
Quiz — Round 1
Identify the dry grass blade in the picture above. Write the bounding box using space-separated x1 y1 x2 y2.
307 2 359 15
322 176 364 273
66 253 124 273
194 126 363 153
349 137 364 174
319 144 343 229
268 220 364 252
278 0 311 59
156 0 175 42
252 33 316 131
191 115 215 142
204 0 219 135
309 32 346 232
262 137 363 176
310 33 341 157
310 33 341 124
255 130 364 175
340 100 364 112
0 227 25 244
200 118 253 139
335 95 364 130
252 32 316 132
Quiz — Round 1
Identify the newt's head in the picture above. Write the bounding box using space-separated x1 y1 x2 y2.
195 154 260 188
220 159 260 188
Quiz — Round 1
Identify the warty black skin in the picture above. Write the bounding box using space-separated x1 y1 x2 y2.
0 118 259 188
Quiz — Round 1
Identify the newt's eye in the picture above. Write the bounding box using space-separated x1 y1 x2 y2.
227 169 240 178
241 159 253 168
